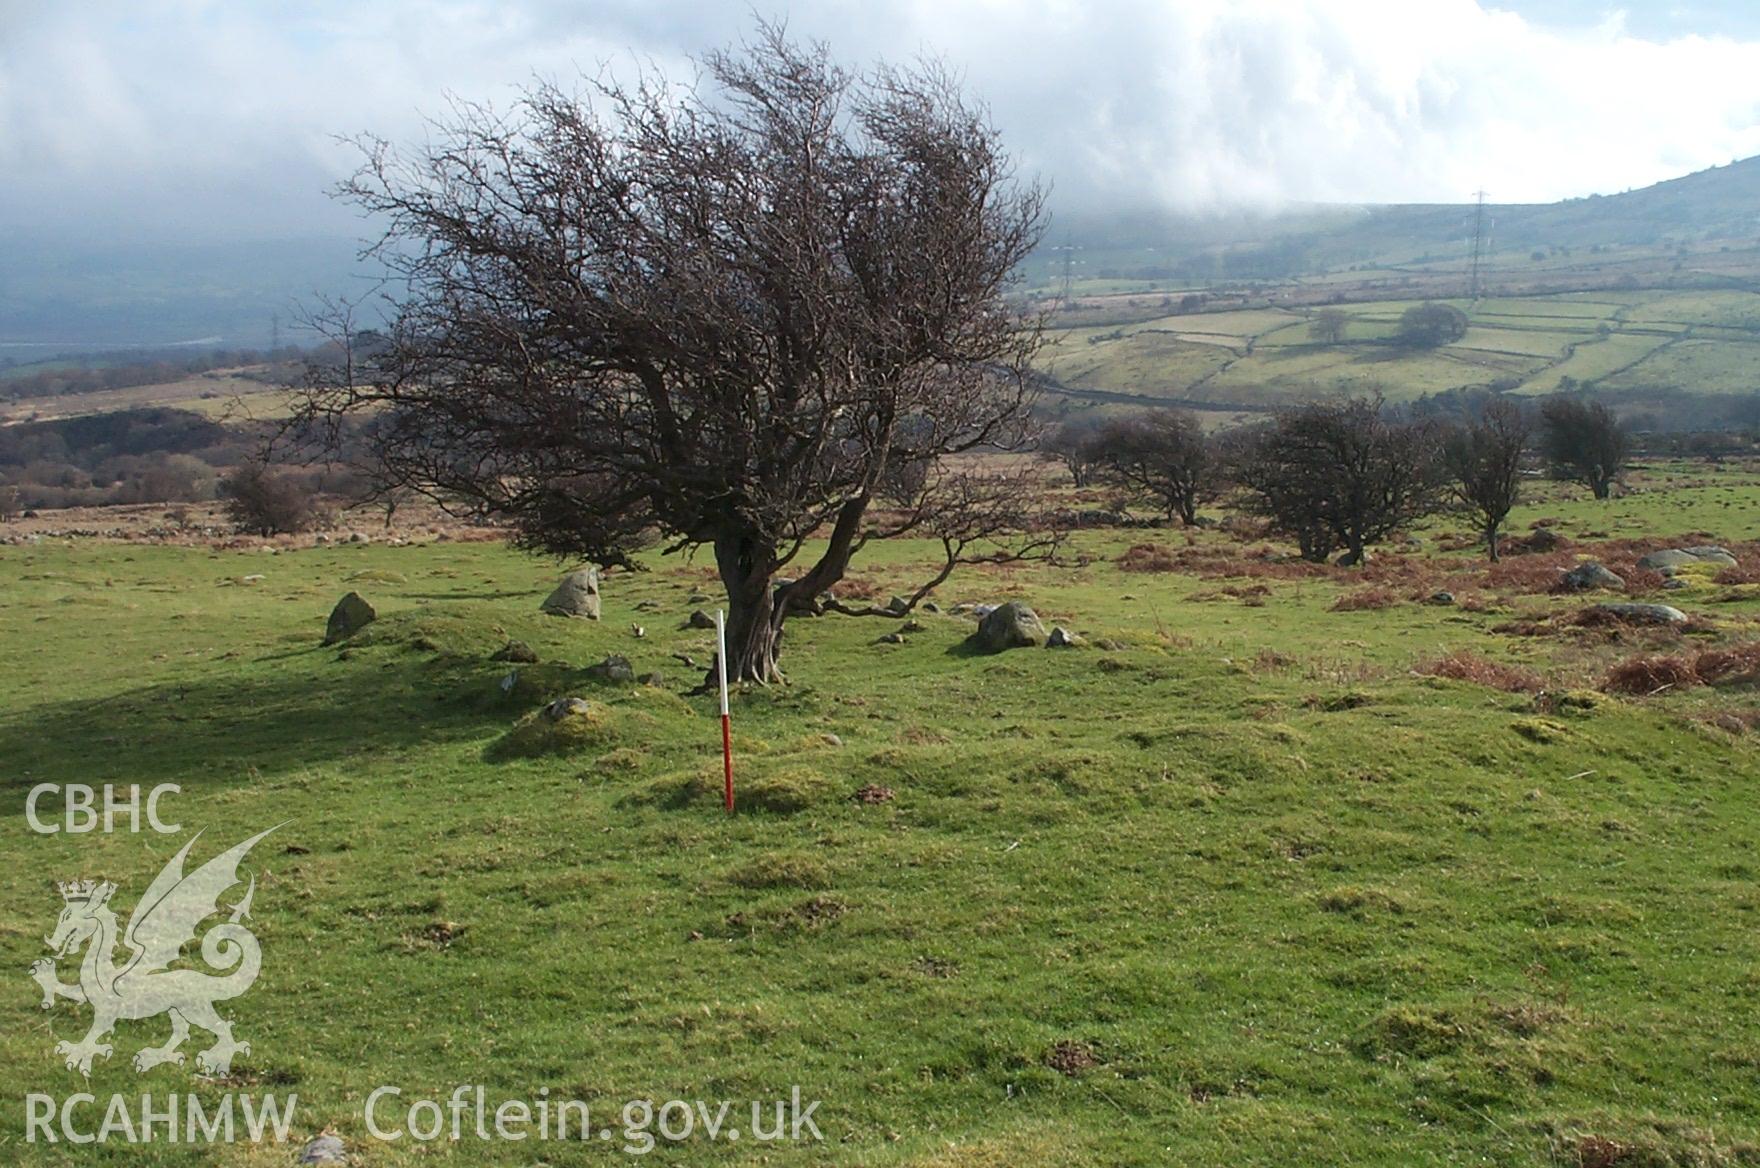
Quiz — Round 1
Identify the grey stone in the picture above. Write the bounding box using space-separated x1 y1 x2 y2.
1333 548 1371 567
886 595 910 614
1046 626 1077 648
542 697 591 720
687 609 716 630
1662 577 1690 590
491 640 539 664
970 601 1046 652
921 601 942 614
820 732 843 747
1523 526 1564 551
1560 561 1624 591
877 632 907 644
1426 591 1455 606
322 591 376 644
638 671 665 687
1637 546 1737 571
298 1134 348 1165
347 532 367 544
540 567 601 620
1591 602 1688 625
901 619 926 633
584 654 636 683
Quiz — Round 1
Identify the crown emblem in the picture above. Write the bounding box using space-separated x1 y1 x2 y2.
56 880 100 903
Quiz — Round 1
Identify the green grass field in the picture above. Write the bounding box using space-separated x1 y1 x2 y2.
1039 287 1760 407
3 466 1760 1165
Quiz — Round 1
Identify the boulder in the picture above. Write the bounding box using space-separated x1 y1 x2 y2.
1426 591 1455 606
1333 548 1370 567
540 567 601 620
1046 626 1077 648
1637 546 1737 571
322 592 376 645
921 601 942 614
637 671 665 687
1522 527 1564 552
1662 577 1690 591
970 601 1046 652
886 595 910 614
1560 561 1623 591
687 609 717 630
491 640 539 664
298 1134 348 1165
877 631 907 645
584 654 636 683
1590 602 1688 625
542 697 591 721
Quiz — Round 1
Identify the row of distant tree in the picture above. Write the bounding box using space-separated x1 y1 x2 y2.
1043 394 1636 562
0 347 311 403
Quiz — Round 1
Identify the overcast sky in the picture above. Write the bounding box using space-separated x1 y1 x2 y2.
5 0 1760 243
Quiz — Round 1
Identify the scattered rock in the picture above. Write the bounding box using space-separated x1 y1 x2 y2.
347 532 368 544
633 599 663 611
1560 561 1624 591
1045 626 1078 648
638 671 665 687
1637 546 1738 571
631 624 646 638
972 604 996 619
584 654 636 683
820 733 843 747
687 609 717 630
312 533 331 545
853 783 894 804
970 601 1045 652
1589 602 1688 625
877 632 907 645
498 670 520 694
921 601 941 614
1662 578 1690 591
1333 548 1370 567
687 592 711 604
901 619 926 633
886 595 909 614
491 640 539 664
297 1133 348 1165
543 697 591 721
322 592 376 645
1426 591 1455 606
540 567 602 620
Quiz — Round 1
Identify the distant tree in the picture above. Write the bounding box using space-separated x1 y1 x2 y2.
222 460 315 536
1041 415 1108 488
1233 397 1444 564
1092 409 1219 525
294 27 1052 684
0 482 18 522
1309 308 1349 345
1443 396 1530 561
1539 397 1629 499
1396 302 1469 349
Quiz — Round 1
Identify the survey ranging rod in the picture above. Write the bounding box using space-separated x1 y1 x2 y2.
715 610 733 813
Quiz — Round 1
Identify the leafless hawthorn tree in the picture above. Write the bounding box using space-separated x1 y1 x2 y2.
1539 396 1629 500
1443 395 1530 561
1092 409 1218 525
1233 397 1444 564
293 28 1051 683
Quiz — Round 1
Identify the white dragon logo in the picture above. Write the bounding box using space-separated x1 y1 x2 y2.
28 827 278 1078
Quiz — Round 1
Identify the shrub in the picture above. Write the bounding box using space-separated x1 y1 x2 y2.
1603 654 1701 696
1395 302 1469 349
1693 642 1760 685
1415 650 1542 693
1332 587 1398 612
1118 542 1179 572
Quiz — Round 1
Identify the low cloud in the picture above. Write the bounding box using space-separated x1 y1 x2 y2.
3 0 1759 241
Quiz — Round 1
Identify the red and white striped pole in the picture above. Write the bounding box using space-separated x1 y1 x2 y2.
715 609 733 813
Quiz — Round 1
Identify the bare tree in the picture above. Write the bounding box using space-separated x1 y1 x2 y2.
1443 395 1530 561
1040 415 1106 488
1092 409 1218 525
1309 308 1348 345
294 27 1050 683
1539 396 1629 499
222 460 316 536
1233 397 1444 564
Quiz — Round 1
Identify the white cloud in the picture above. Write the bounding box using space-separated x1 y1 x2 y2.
2 0 1758 239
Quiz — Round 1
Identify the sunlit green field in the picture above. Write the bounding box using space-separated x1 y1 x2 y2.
2 464 1759 1165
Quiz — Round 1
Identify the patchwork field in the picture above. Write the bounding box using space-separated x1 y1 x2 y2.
2 464 1759 1165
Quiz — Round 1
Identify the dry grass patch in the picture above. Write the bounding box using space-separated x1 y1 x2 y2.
1415 650 1543 693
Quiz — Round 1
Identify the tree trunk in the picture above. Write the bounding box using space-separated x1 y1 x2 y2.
1486 521 1500 562
713 532 786 685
